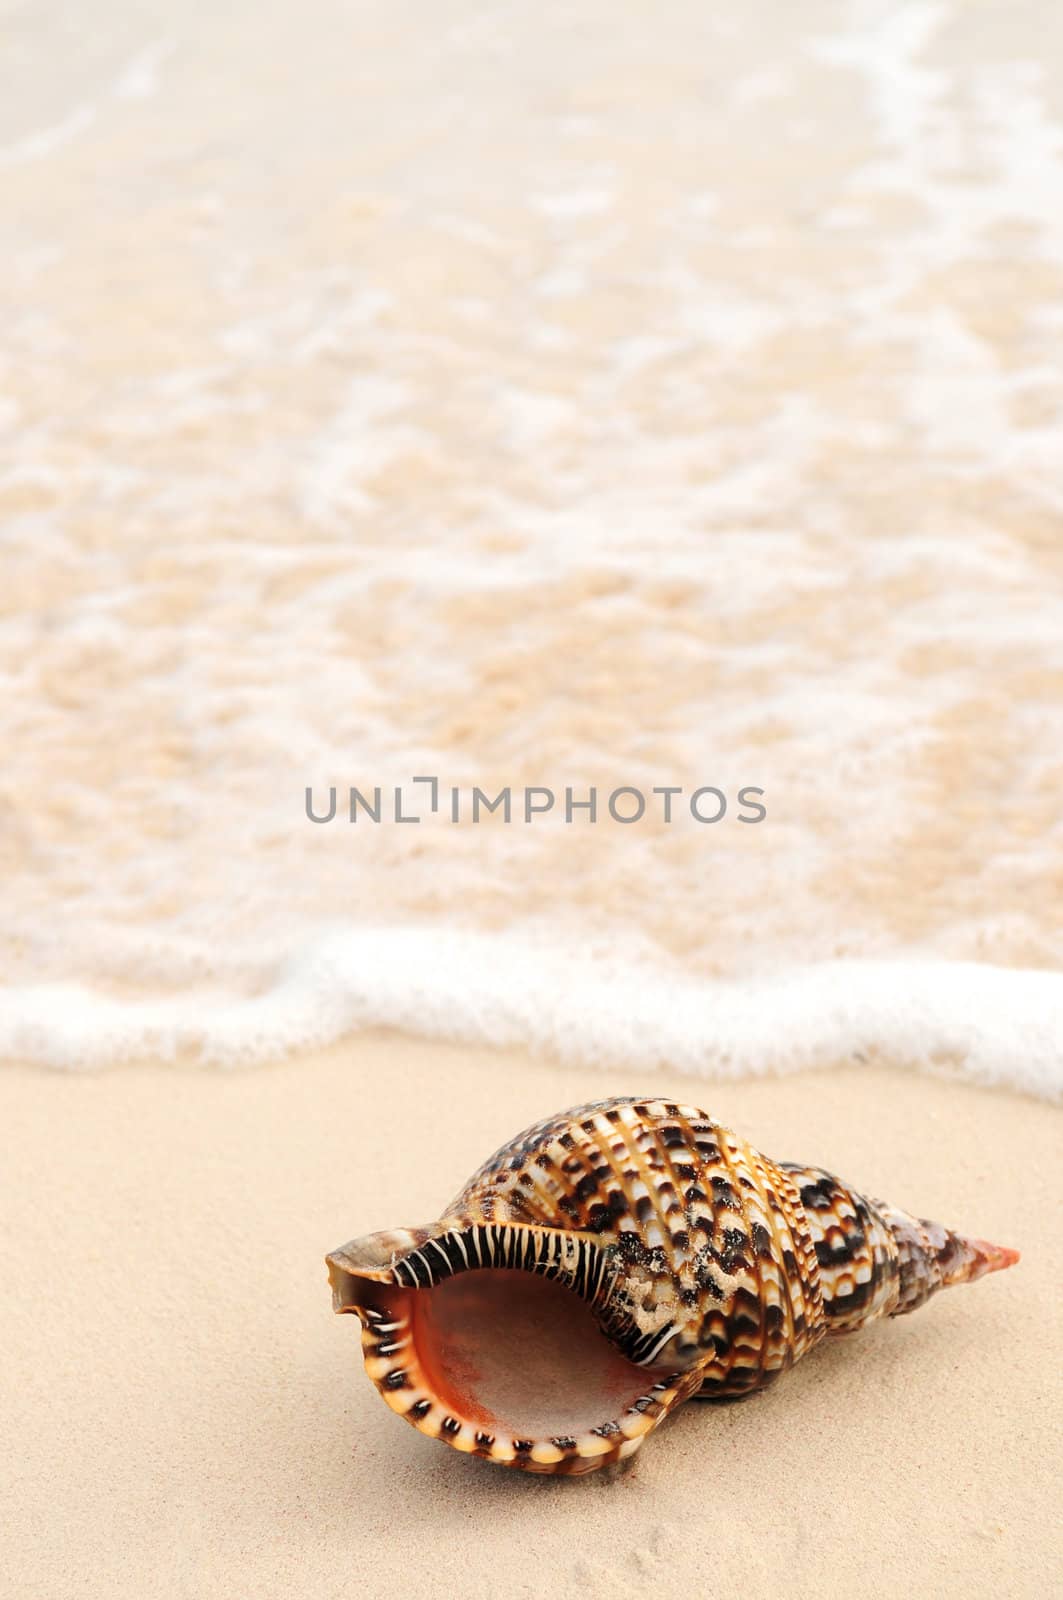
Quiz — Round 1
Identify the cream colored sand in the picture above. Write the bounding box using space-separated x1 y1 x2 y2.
2 1035 1059 1600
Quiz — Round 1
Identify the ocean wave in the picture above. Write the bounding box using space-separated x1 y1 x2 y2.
2 926 1060 1099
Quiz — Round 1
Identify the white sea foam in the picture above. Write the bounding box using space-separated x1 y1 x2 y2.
113 40 174 102
0 105 97 165
1 929 1061 1099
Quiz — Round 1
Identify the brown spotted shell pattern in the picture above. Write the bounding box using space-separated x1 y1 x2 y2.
327 1097 1017 1475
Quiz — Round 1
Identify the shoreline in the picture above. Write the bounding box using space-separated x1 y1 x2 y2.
4 1033 1059 1598
4 941 1063 1100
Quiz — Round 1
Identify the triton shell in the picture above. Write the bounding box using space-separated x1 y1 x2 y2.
326 1097 1018 1475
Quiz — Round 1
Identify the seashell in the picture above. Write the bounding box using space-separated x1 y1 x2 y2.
327 1097 1018 1475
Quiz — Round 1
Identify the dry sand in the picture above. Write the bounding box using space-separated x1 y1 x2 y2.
3 1035 1059 1600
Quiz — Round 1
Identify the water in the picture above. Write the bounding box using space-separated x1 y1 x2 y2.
2 1 1062 1092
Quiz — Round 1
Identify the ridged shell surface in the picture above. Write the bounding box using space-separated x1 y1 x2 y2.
448 1096 825 1392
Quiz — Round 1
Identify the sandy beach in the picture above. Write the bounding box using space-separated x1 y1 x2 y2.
4 1037 1059 1600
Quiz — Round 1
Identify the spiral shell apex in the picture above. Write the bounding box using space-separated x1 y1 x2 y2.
326 1097 1018 1475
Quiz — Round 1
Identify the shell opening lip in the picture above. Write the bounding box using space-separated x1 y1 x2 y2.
331 1254 687 1472
327 1250 385 1311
